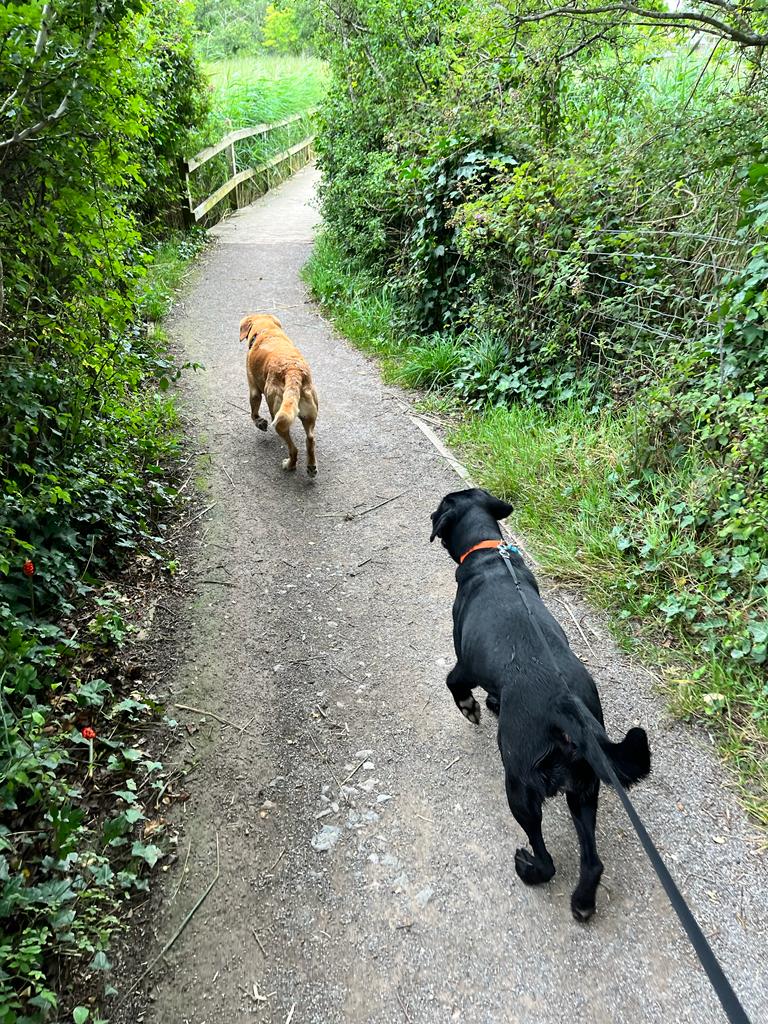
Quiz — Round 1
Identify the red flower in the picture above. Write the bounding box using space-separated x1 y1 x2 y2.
81 726 96 740
22 559 34 576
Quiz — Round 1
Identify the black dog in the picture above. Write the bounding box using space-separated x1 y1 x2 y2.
431 488 650 921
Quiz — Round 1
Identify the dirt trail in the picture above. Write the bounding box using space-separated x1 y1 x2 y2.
119 165 767 1024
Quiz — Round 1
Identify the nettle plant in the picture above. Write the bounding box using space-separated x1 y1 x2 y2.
0 635 178 1022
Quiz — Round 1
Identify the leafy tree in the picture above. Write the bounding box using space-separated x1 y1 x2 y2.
263 1 301 53
193 0 270 58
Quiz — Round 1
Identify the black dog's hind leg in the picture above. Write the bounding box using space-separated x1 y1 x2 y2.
566 788 604 922
446 664 480 725
506 779 555 885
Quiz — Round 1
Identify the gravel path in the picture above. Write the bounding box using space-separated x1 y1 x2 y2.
118 165 767 1024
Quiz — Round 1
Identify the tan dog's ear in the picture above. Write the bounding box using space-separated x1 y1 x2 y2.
239 315 253 343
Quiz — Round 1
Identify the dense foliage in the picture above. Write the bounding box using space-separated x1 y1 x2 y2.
0 2 207 1019
193 0 317 59
312 3 768 759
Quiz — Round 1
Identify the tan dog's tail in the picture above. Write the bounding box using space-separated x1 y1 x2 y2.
274 369 302 432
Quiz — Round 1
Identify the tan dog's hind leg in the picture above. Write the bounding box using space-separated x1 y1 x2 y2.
249 386 268 431
299 387 318 477
275 417 298 471
301 413 317 477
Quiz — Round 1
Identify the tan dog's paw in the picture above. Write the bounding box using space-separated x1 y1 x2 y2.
307 464 318 478
253 416 268 431
282 457 297 471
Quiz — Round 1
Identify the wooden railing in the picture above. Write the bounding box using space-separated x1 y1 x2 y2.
180 108 318 225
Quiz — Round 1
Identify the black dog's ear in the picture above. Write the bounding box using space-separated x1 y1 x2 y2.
430 505 456 543
479 490 513 522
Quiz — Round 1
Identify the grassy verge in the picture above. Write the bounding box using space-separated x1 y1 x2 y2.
304 233 768 825
0 231 207 1023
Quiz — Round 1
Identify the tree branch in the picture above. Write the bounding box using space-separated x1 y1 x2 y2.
508 3 768 48
0 2 57 119
557 26 613 60
0 4 107 149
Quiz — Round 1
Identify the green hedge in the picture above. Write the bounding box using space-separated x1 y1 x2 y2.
0 2 207 1019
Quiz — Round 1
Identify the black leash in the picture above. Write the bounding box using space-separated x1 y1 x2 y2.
496 544 752 1024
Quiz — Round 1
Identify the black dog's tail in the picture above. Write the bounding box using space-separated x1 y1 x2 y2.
555 697 651 788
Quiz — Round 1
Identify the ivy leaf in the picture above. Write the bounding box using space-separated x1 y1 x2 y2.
131 841 162 867
89 950 112 972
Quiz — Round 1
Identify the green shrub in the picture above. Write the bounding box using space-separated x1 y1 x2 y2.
0 1 207 1016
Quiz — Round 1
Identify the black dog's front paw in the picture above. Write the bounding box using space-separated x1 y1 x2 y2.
570 865 602 923
457 695 481 725
570 894 596 923
515 848 555 886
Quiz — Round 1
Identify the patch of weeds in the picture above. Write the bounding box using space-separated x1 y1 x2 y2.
0 231 203 1021
302 233 405 378
392 335 464 390
137 230 208 324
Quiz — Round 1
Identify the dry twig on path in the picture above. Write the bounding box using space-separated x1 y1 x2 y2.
118 834 220 1005
308 730 343 788
340 757 368 786
168 502 217 540
174 703 261 740
397 988 414 1023
267 847 286 873
252 927 267 957
557 596 596 656
347 491 405 520
223 399 251 415
170 839 192 903
316 491 406 522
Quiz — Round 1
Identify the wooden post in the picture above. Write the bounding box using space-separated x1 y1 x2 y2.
178 157 194 229
227 142 239 210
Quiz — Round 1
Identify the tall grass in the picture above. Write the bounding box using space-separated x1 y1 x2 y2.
303 233 405 370
451 404 629 578
203 55 327 139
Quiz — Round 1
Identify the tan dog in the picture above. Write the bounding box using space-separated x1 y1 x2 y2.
239 313 319 476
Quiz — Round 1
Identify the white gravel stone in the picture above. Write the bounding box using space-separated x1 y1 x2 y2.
311 825 342 852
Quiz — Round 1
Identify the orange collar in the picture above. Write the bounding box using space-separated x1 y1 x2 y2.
459 539 503 564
